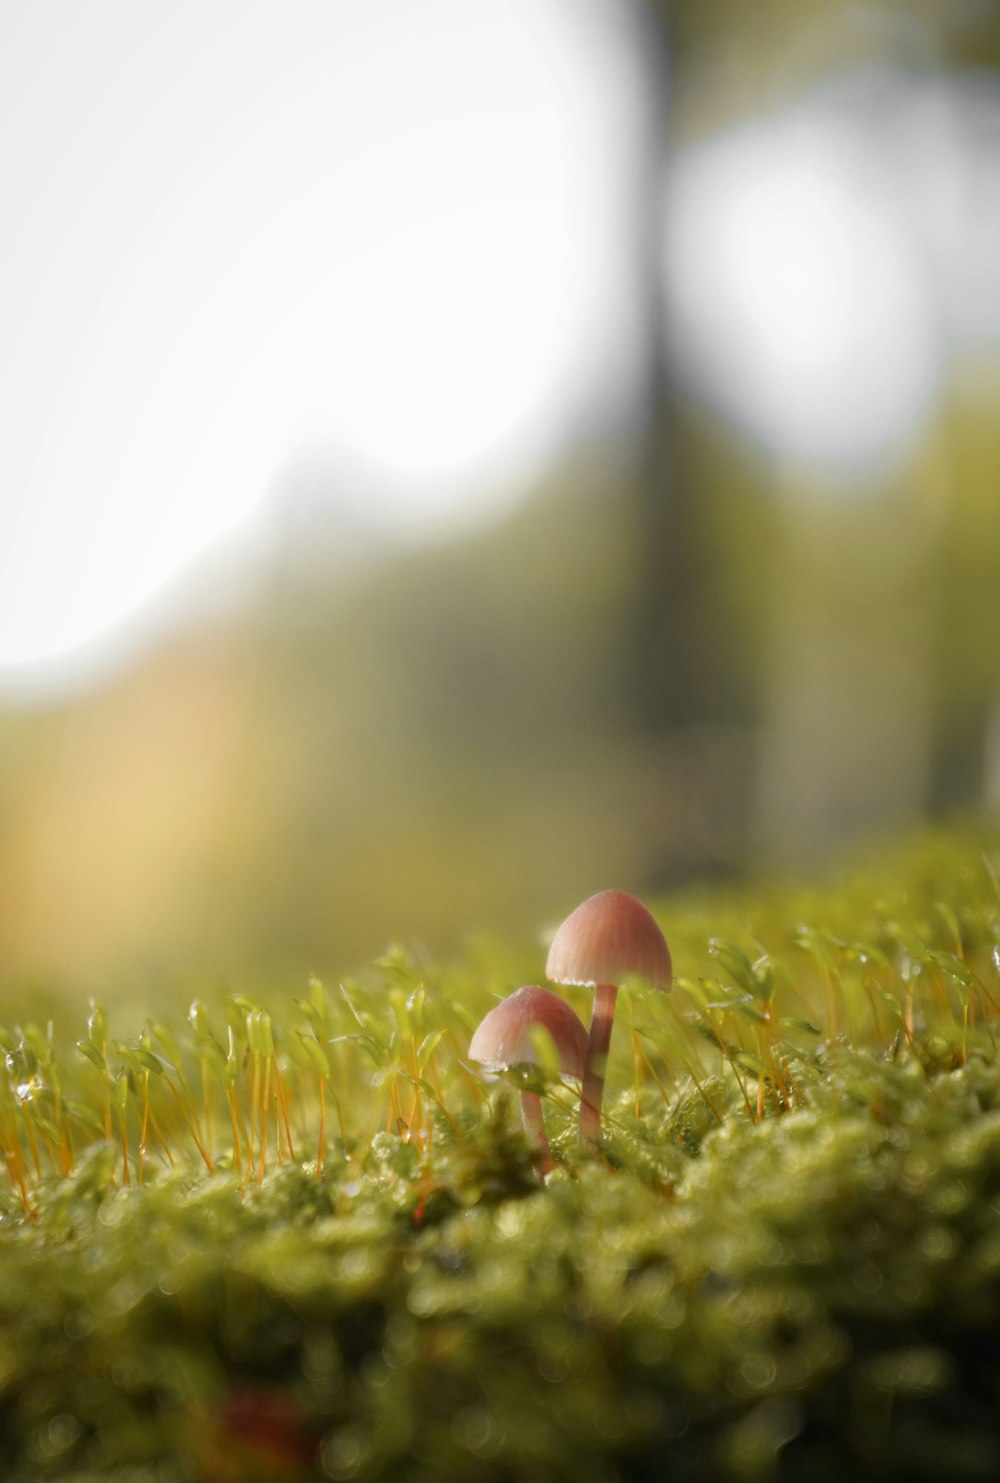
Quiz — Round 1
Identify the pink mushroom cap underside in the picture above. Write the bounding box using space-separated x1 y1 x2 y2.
546 890 672 990
468 985 588 1080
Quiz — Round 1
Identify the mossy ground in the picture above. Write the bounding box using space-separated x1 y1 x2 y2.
2 829 1000 1481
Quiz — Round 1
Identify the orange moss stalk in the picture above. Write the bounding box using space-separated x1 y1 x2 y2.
273 1055 296 1164
3 1147 36 1219
257 1054 272 1183
116 1071 131 1185
162 1070 215 1173
297 1032 331 1177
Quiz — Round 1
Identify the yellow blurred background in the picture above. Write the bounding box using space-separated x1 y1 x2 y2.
1 0 999 994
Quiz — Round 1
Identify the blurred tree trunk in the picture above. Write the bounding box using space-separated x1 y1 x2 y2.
623 0 755 883
624 0 1000 873
628 0 724 737
625 0 677 737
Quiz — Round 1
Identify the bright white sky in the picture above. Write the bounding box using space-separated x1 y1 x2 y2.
0 0 643 692
3 3 991 700
665 84 941 481
664 73 1000 487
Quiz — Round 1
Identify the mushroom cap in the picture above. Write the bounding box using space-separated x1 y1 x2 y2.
546 889 672 991
468 985 588 1080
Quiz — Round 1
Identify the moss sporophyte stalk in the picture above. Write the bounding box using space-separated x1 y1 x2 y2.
2 829 1000 1480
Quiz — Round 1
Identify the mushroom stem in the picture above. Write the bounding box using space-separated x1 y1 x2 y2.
580 982 617 1143
519 1091 553 1176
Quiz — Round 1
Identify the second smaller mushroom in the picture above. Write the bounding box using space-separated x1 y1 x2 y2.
469 985 588 1175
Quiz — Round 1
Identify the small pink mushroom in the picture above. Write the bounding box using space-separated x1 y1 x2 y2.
469 985 588 1175
546 890 671 1143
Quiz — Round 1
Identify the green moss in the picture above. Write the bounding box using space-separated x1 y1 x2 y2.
2 828 1000 1478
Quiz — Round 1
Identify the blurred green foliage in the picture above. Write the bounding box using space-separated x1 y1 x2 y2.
1 401 1000 992
1 0 1000 994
